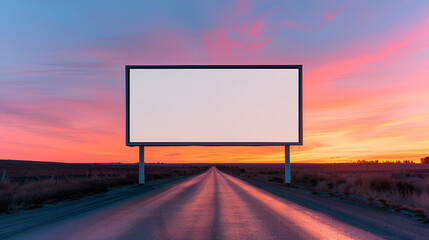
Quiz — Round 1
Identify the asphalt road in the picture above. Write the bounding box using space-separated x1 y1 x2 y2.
4 167 428 240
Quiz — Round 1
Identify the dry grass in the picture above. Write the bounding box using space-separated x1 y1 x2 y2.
0 160 209 214
0 177 135 214
217 163 429 214
293 171 429 212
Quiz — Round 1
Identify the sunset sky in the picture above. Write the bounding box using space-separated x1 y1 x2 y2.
1 1 429 163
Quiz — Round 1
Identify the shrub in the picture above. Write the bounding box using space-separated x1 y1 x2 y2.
269 176 283 183
370 177 393 193
396 180 420 196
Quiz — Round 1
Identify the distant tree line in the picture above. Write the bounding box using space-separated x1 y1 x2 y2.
333 157 429 164
333 160 415 164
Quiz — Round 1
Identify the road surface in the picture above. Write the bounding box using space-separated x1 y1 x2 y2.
3 167 428 239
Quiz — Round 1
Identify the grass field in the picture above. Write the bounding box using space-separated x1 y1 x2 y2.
0 160 210 214
217 163 429 218
2 160 428 220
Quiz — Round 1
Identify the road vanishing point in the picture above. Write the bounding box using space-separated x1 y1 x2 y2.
2 167 428 240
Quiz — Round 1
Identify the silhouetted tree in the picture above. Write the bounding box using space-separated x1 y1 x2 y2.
420 156 429 164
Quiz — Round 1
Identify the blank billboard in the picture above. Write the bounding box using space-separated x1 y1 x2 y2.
126 66 302 146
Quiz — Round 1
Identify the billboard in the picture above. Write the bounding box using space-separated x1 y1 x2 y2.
126 65 302 146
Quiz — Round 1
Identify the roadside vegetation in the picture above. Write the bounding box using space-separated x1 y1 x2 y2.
0 160 209 214
217 162 429 221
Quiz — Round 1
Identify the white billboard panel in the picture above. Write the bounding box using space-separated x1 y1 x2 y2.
126 66 302 146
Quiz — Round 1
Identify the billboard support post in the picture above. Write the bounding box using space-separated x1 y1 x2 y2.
285 145 291 183
139 146 145 185
126 66 302 185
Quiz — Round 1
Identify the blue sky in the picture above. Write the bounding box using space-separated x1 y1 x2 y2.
1 0 429 163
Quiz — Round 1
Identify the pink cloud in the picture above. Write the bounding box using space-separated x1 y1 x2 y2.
202 19 273 59
277 9 340 31
323 13 337 22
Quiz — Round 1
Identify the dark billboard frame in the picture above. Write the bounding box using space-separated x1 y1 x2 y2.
126 65 303 146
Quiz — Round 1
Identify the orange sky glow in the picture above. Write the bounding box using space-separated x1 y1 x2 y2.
1 1 429 164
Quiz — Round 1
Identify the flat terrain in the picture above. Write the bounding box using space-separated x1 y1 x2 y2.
0 160 210 183
0 160 210 214
1 167 428 240
218 163 429 213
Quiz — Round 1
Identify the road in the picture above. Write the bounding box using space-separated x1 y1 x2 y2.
3 167 428 240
